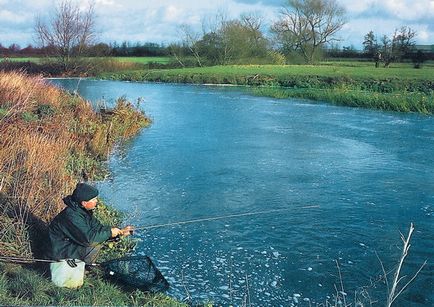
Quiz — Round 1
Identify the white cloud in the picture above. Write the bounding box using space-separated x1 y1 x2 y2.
339 0 434 20
382 0 434 20
0 10 28 23
0 0 433 47
95 0 116 6
418 30 430 42
164 5 182 22
339 0 376 14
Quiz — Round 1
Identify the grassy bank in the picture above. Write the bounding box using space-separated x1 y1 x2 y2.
102 64 434 114
0 71 182 306
0 261 182 306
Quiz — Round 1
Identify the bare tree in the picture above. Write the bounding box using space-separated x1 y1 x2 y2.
379 27 416 67
271 0 346 63
35 0 95 71
179 24 203 67
392 26 416 61
168 43 186 67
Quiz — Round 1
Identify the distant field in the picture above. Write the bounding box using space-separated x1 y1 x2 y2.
320 60 434 69
112 57 170 64
2 57 43 63
2 56 171 64
4 56 433 70
108 64 434 81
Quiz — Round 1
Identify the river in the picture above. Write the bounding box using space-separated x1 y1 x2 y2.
51 79 433 306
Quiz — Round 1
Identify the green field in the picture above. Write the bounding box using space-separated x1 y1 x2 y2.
104 64 434 86
2 57 43 63
102 64 434 114
2 56 170 64
112 56 170 64
218 64 430 79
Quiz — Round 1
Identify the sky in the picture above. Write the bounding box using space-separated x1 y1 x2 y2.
0 0 433 49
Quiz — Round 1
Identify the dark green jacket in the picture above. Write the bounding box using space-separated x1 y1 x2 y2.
48 196 111 260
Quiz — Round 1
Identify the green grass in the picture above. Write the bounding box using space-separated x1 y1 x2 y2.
4 56 171 64
253 87 434 114
122 64 434 80
112 56 171 64
0 262 185 306
101 64 434 114
1 57 43 63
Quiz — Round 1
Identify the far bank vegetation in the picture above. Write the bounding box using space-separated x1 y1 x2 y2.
1 0 432 74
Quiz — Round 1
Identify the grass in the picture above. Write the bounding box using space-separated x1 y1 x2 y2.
1 57 41 63
113 56 171 64
103 64 434 82
101 63 434 114
252 87 434 114
2 56 170 64
0 262 184 306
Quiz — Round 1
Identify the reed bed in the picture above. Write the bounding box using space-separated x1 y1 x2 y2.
0 71 150 258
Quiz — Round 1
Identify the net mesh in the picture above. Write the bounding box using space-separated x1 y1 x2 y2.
101 256 169 292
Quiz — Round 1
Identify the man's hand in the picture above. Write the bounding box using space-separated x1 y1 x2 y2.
120 225 134 237
111 227 122 238
111 226 134 238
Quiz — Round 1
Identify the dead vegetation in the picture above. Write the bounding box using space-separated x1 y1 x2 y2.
0 71 150 258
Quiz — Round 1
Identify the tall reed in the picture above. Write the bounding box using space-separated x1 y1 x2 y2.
0 71 149 257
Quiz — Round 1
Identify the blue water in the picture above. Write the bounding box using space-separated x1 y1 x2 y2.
51 79 433 306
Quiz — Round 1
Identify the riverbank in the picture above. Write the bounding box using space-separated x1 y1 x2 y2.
101 64 434 114
0 71 182 306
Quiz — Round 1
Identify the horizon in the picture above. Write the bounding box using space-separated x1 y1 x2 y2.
0 0 433 50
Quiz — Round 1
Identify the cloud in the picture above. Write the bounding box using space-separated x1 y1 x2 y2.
382 0 434 20
0 10 28 23
0 0 433 47
233 0 283 6
339 0 434 21
164 5 183 22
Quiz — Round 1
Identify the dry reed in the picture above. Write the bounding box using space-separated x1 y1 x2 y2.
0 71 149 257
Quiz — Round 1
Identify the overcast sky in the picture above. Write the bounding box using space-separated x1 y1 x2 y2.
0 0 433 49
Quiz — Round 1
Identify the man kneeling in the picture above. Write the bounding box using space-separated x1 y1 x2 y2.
48 182 133 288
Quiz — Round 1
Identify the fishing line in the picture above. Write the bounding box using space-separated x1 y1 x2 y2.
0 205 320 264
133 205 320 231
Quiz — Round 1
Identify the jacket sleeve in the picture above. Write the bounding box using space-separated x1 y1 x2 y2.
61 211 111 247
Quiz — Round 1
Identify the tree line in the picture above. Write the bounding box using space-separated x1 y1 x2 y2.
1 0 432 70
362 27 430 68
0 42 167 57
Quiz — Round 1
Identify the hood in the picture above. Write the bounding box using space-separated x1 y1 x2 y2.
63 195 93 215
63 195 81 209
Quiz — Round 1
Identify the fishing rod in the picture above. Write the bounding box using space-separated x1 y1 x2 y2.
133 205 320 231
0 206 320 264
0 255 56 264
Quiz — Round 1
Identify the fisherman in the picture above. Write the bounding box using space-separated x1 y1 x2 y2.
48 182 133 288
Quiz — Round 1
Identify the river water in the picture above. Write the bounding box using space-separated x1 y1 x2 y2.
51 79 433 306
